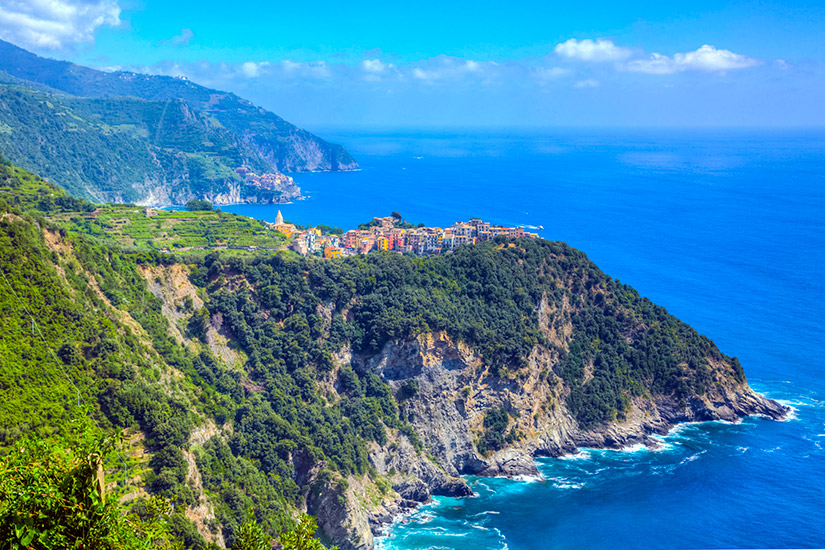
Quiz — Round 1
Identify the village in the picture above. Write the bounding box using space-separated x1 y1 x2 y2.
235 166 297 191
269 212 540 258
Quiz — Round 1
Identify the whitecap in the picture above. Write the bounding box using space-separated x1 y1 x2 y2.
678 450 706 465
547 476 585 489
648 435 678 452
553 482 585 489
472 480 496 494
471 510 501 517
585 443 651 456
774 400 801 421
509 473 544 483
559 450 592 460
492 527 510 550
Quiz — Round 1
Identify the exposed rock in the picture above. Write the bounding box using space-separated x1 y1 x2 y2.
183 448 225 547
361 331 787 481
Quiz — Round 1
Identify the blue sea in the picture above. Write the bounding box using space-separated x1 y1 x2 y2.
221 128 825 549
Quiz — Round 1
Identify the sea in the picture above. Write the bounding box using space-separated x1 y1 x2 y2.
220 128 825 549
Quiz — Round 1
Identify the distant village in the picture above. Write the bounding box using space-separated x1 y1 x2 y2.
235 166 297 191
269 212 541 258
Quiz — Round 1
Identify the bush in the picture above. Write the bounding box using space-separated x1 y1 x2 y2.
0 420 178 549
186 199 213 211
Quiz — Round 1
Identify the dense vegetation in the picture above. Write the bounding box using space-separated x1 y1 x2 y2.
0 161 326 547
0 82 267 203
0 39 356 204
0 156 745 547
186 233 739 438
0 418 333 550
0 419 179 549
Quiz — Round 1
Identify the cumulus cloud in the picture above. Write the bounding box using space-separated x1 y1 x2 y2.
554 38 632 62
281 60 331 79
240 61 269 77
115 41 767 101
158 28 193 47
361 58 387 73
624 45 758 74
359 58 402 81
0 0 121 50
411 57 494 83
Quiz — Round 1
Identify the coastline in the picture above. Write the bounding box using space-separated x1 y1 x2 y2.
371 392 790 547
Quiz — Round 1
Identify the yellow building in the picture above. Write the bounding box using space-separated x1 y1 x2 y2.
376 236 389 251
324 246 342 258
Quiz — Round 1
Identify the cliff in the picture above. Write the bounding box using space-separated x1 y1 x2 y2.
0 39 357 205
312 329 785 548
179 238 788 549
365 331 784 477
0 163 787 550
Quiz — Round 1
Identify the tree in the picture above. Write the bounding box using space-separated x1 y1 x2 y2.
279 515 335 550
0 419 180 549
186 199 213 211
231 510 270 550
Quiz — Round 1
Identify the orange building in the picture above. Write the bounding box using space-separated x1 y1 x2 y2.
324 246 342 258
345 230 359 248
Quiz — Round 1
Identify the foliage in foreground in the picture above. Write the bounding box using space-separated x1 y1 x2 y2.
0 419 180 550
0 421 336 550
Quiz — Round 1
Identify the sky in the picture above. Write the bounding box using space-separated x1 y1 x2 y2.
0 0 823 129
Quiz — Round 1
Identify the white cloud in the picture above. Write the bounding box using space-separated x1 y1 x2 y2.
554 38 632 62
359 58 403 82
0 0 121 50
464 60 481 72
412 67 435 81
361 58 387 73
410 57 494 83
280 60 331 79
159 28 193 47
240 61 269 77
574 78 599 88
625 45 758 74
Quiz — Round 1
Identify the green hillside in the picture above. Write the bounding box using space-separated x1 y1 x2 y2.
0 39 357 205
0 158 774 549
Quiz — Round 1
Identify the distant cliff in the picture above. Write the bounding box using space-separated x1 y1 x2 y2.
0 39 357 205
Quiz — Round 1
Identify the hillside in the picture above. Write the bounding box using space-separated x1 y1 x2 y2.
0 160 786 549
0 39 357 205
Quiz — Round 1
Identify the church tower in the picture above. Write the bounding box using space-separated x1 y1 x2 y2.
275 210 284 226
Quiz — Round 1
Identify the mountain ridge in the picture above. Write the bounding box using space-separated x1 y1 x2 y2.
0 39 358 205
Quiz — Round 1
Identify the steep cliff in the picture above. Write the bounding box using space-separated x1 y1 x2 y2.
170 238 787 548
0 39 357 204
363 331 784 480
0 163 787 550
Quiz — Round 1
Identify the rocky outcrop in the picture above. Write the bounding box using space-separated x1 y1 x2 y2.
357 331 787 483
137 258 787 550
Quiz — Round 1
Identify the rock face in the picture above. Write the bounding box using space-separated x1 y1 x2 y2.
137 247 788 550
361 332 786 480
308 330 786 550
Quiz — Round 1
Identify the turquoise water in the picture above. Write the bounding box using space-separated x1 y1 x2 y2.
222 129 825 549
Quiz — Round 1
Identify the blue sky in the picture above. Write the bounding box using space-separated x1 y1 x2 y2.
1 0 823 128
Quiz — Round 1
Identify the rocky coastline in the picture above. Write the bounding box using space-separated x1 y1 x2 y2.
316 332 788 550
